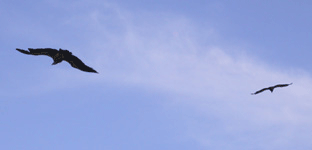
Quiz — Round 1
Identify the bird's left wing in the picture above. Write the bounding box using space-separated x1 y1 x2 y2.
64 55 98 73
274 83 293 88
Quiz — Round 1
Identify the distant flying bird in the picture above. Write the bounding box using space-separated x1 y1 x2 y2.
251 83 293 95
16 48 98 73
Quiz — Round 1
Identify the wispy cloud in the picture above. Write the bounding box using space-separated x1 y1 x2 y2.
78 3 312 97
70 2 312 148
6 1 312 148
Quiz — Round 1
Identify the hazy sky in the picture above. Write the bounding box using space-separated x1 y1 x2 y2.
2 0 312 149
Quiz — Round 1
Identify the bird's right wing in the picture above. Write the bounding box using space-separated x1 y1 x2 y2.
16 48 31 54
251 88 269 95
16 48 59 58
27 48 59 58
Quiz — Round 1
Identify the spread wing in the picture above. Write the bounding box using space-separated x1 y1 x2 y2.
16 48 31 54
16 48 59 59
63 54 98 73
273 83 293 88
251 87 269 95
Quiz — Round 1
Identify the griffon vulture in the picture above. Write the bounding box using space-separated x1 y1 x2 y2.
16 48 98 73
251 83 292 95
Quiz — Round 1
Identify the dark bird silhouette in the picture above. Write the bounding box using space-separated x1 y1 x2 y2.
251 83 292 95
16 48 98 73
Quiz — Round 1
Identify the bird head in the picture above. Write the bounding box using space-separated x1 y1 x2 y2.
59 48 72 55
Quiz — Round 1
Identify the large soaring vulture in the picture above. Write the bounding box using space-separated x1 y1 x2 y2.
16 48 98 73
251 83 292 95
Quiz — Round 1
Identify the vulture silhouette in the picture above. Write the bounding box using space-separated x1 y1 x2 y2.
16 48 98 73
251 83 292 95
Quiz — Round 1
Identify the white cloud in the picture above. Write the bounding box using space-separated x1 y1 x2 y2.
7 1 312 148
74 3 312 148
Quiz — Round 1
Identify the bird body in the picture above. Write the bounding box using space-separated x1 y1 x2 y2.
16 48 98 73
251 83 292 95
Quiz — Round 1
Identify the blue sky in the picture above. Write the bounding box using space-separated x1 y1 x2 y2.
1 0 312 149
